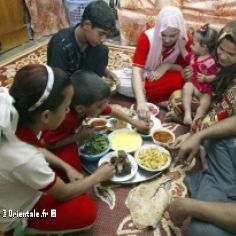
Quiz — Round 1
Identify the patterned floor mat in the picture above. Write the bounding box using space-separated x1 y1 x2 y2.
0 42 198 236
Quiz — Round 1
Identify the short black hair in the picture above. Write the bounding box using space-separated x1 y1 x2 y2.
70 70 111 107
81 0 116 30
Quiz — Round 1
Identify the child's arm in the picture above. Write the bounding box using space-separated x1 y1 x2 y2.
46 163 115 201
109 104 150 132
198 73 216 83
40 148 84 181
44 126 94 149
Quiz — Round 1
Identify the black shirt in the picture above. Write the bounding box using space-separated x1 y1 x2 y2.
47 25 108 76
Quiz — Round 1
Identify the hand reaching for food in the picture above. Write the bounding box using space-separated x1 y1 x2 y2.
95 163 116 182
132 119 150 133
76 125 95 141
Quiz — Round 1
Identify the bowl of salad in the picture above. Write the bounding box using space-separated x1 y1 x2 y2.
79 133 111 161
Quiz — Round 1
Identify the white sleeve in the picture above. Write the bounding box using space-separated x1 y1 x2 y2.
13 152 56 190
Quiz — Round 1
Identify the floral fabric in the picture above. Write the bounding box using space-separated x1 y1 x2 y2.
24 0 69 40
118 0 181 46
118 0 236 46
169 85 236 131
183 0 236 31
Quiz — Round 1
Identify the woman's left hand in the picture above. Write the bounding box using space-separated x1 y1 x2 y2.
148 63 170 82
65 165 84 182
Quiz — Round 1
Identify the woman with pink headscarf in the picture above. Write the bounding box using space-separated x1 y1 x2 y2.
132 6 192 119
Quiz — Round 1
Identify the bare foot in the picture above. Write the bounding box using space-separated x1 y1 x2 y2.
183 114 192 125
193 114 203 124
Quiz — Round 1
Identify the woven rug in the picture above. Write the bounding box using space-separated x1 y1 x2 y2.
0 42 198 236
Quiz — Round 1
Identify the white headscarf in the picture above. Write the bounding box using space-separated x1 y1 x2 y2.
145 6 187 71
0 87 19 144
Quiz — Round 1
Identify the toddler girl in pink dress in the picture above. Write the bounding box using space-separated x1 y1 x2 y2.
180 24 218 125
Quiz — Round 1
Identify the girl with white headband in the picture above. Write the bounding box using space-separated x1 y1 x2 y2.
0 64 115 235
131 6 192 119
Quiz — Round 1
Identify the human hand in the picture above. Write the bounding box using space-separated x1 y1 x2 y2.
136 102 150 120
198 73 206 83
178 36 187 49
65 165 84 182
148 64 170 82
170 132 201 166
95 163 115 182
77 125 94 141
183 66 193 81
168 197 190 226
132 118 150 133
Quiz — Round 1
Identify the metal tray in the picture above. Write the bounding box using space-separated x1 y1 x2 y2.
81 158 162 184
80 118 168 184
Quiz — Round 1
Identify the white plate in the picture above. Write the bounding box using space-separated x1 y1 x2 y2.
98 151 138 182
134 144 171 172
134 115 162 138
130 102 160 117
108 129 142 153
107 118 132 131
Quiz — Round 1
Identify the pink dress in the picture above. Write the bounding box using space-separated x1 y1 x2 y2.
186 52 217 95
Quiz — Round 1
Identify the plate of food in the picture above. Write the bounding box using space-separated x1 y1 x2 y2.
85 117 109 133
134 115 161 138
130 102 160 117
151 128 175 147
79 133 111 161
134 144 171 172
98 150 138 182
109 129 142 153
107 118 132 131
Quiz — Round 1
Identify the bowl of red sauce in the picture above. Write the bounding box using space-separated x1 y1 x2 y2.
151 128 175 147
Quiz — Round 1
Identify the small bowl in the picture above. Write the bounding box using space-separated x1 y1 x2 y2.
79 134 111 161
151 128 175 147
87 118 108 133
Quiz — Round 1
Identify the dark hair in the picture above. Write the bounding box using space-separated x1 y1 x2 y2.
212 20 236 99
9 64 71 124
195 24 218 54
70 70 111 106
81 0 116 30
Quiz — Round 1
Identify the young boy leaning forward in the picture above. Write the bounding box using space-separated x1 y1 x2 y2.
41 70 149 180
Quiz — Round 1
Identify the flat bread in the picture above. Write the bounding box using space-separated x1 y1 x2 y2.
125 177 170 229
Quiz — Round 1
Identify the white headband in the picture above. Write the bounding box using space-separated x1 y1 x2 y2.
28 65 54 112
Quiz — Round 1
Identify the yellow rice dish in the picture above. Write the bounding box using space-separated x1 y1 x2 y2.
109 129 142 153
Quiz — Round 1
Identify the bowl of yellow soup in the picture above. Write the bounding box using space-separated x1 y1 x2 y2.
108 129 142 153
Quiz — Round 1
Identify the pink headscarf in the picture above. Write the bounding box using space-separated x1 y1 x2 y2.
145 6 187 72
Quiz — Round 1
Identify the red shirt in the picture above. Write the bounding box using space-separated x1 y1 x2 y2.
133 31 192 69
15 124 57 191
42 104 112 146
16 124 44 148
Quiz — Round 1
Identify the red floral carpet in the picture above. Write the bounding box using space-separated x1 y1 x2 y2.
0 42 198 236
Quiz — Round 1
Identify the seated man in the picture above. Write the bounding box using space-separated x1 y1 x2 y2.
47 0 117 81
169 128 236 236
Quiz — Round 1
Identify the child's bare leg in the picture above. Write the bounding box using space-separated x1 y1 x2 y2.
199 145 208 169
183 82 194 125
193 93 211 123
